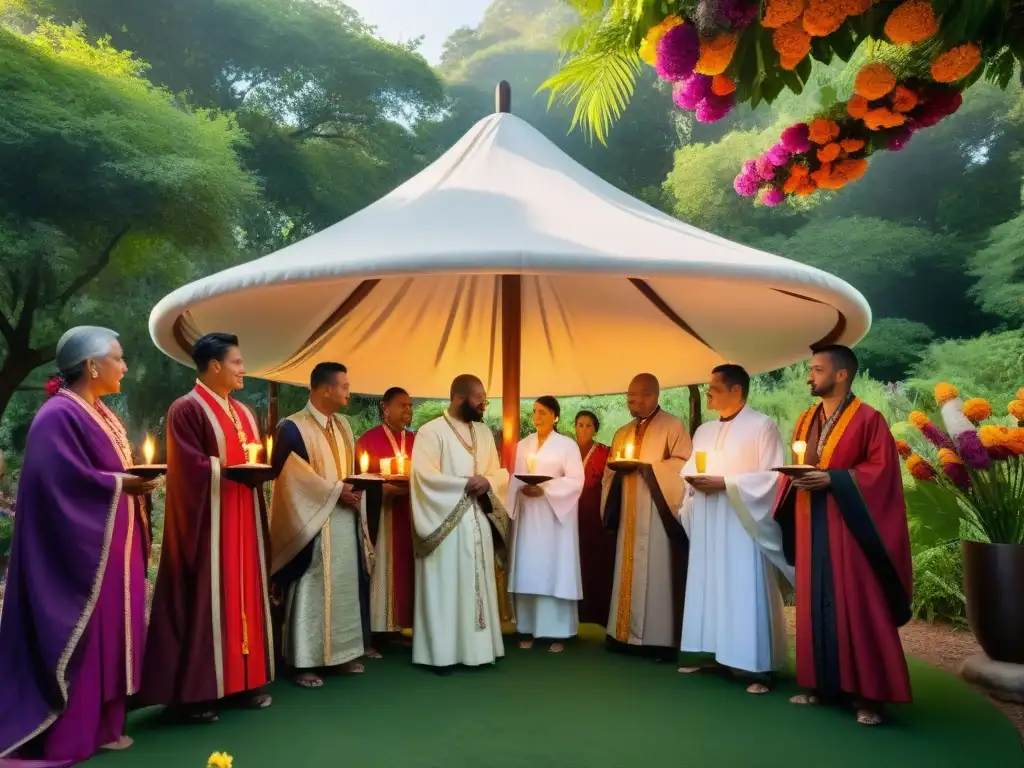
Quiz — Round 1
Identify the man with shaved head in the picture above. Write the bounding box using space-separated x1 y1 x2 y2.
602 373 691 662
409 374 511 674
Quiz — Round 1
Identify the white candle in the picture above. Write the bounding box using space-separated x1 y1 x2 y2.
246 443 260 465
266 435 273 463
793 440 807 465
380 457 393 476
526 452 537 474
143 436 154 466
397 453 406 475
360 452 370 475
624 442 635 461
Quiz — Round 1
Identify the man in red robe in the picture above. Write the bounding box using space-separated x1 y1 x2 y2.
355 387 416 655
140 332 274 723
773 344 912 726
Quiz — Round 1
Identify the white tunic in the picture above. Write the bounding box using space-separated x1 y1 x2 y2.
677 407 792 673
507 432 585 638
410 416 509 668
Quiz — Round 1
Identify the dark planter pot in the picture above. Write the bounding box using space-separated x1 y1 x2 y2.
963 540 1024 664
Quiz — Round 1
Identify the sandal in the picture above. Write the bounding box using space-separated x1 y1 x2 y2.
340 661 365 674
365 647 383 660
294 673 324 688
548 642 565 653
184 708 219 724
101 735 134 750
789 693 819 706
677 663 728 675
518 639 534 649
247 691 273 709
856 709 883 726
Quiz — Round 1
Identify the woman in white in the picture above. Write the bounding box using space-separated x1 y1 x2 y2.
507 397 585 653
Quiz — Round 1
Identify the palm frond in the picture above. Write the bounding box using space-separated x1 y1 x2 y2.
539 48 642 145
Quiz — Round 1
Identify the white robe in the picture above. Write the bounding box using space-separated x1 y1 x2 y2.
410 416 510 667
677 407 792 673
507 432 585 638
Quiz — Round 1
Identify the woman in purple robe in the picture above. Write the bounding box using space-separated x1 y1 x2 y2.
0 326 161 766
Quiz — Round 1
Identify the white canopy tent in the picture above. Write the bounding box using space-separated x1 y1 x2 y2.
150 83 871 464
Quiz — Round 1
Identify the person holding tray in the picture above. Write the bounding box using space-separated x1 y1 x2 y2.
507 397 585 653
0 326 159 763
269 362 373 688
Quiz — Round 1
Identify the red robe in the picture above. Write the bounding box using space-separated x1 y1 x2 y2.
577 442 615 626
355 424 415 632
140 384 273 705
773 397 912 704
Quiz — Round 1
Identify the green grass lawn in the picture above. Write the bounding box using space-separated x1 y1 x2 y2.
105 626 1020 768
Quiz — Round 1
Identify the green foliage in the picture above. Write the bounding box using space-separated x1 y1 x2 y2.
906 330 1024 409
969 213 1024 326
853 318 935 382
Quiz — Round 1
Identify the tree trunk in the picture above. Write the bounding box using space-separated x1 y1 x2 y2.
687 384 703 437
0 346 50 424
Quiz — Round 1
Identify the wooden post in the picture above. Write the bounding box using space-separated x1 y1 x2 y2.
500 274 522 469
268 381 279 435
496 80 511 114
688 384 702 437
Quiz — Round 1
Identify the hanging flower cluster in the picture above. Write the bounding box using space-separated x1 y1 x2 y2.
898 383 1024 544
763 0 872 70
650 20 738 122
883 0 939 45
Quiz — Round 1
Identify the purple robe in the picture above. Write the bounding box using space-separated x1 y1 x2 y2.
0 394 147 766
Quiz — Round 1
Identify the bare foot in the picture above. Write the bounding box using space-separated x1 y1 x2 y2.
365 647 383 659
856 708 883 725
341 661 365 674
101 735 133 750
518 639 534 649
294 673 323 688
789 693 819 705
746 682 771 694
248 692 273 709
548 642 565 653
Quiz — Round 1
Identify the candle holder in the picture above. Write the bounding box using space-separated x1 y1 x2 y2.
344 474 385 491
771 465 817 477
224 463 275 487
128 464 167 480
608 459 643 474
515 474 552 486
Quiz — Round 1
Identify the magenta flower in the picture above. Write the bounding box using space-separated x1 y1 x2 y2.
766 143 791 166
733 171 759 197
941 461 970 488
713 0 759 28
780 123 812 154
695 92 734 123
754 155 776 180
920 422 955 451
673 73 712 110
761 186 785 206
656 23 700 82
955 431 991 470
887 127 914 151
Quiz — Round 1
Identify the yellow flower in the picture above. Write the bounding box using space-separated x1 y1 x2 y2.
1009 399 1024 422
908 411 930 429
978 425 1009 449
937 448 962 466
934 382 959 405
639 16 683 66
962 398 992 423
208 752 233 768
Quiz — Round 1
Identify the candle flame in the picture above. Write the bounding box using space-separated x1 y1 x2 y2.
360 451 370 474
526 452 537 473
246 443 261 465
143 436 154 466
792 440 807 464
624 442 635 460
266 435 273 463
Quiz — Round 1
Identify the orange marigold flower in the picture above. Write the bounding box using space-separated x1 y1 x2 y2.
908 411 930 429
840 0 872 15
884 0 939 45
808 118 840 144
811 164 849 190
906 454 937 481
762 0 806 29
891 85 919 113
840 137 865 152
962 398 992 423
935 382 960 404
931 43 982 83
1017 387 1024 400
803 0 846 37
835 157 868 181
817 142 841 162
937 448 963 466
639 15 683 66
854 62 897 100
1008 399 1024 421
978 424 1009 449
863 107 906 130
794 181 818 196
772 21 811 70
895 439 913 458
847 95 869 119
711 74 736 95
1006 427 1024 456
695 32 738 75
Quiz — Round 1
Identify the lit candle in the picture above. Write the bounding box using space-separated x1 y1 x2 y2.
397 453 406 475
246 443 261 465
624 442 635 461
793 440 807 465
360 451 370 475
266 435 273 463
526 453 537 474
143 436 154 466
380 457 393 476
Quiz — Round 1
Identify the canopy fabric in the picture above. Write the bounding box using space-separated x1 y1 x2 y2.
149 112 871 398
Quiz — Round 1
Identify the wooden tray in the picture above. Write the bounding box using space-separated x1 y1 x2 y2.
515 474 553 486
608 460 643 474
344 474 385 490
224 463 275 486
772 465 818 477
128 464 167 479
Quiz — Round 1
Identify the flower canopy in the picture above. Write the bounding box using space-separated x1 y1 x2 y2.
543 0 1022 204
149 110 869 398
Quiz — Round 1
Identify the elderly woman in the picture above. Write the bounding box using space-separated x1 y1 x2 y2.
0 326 161 764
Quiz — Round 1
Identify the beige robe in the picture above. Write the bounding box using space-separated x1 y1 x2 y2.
410 415 510 667
269 405 368 669
601 408 691 648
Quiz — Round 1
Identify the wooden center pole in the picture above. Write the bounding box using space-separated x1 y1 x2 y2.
500 274 522 470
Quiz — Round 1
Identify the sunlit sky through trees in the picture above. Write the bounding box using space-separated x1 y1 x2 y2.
344 0 490 62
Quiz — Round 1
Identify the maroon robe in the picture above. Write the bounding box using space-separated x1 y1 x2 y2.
139 385 273 706
355 424 415 632
773 397 913 704
577 441 615 626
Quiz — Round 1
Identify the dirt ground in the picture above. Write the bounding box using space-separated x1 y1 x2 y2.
783 607 1024 741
